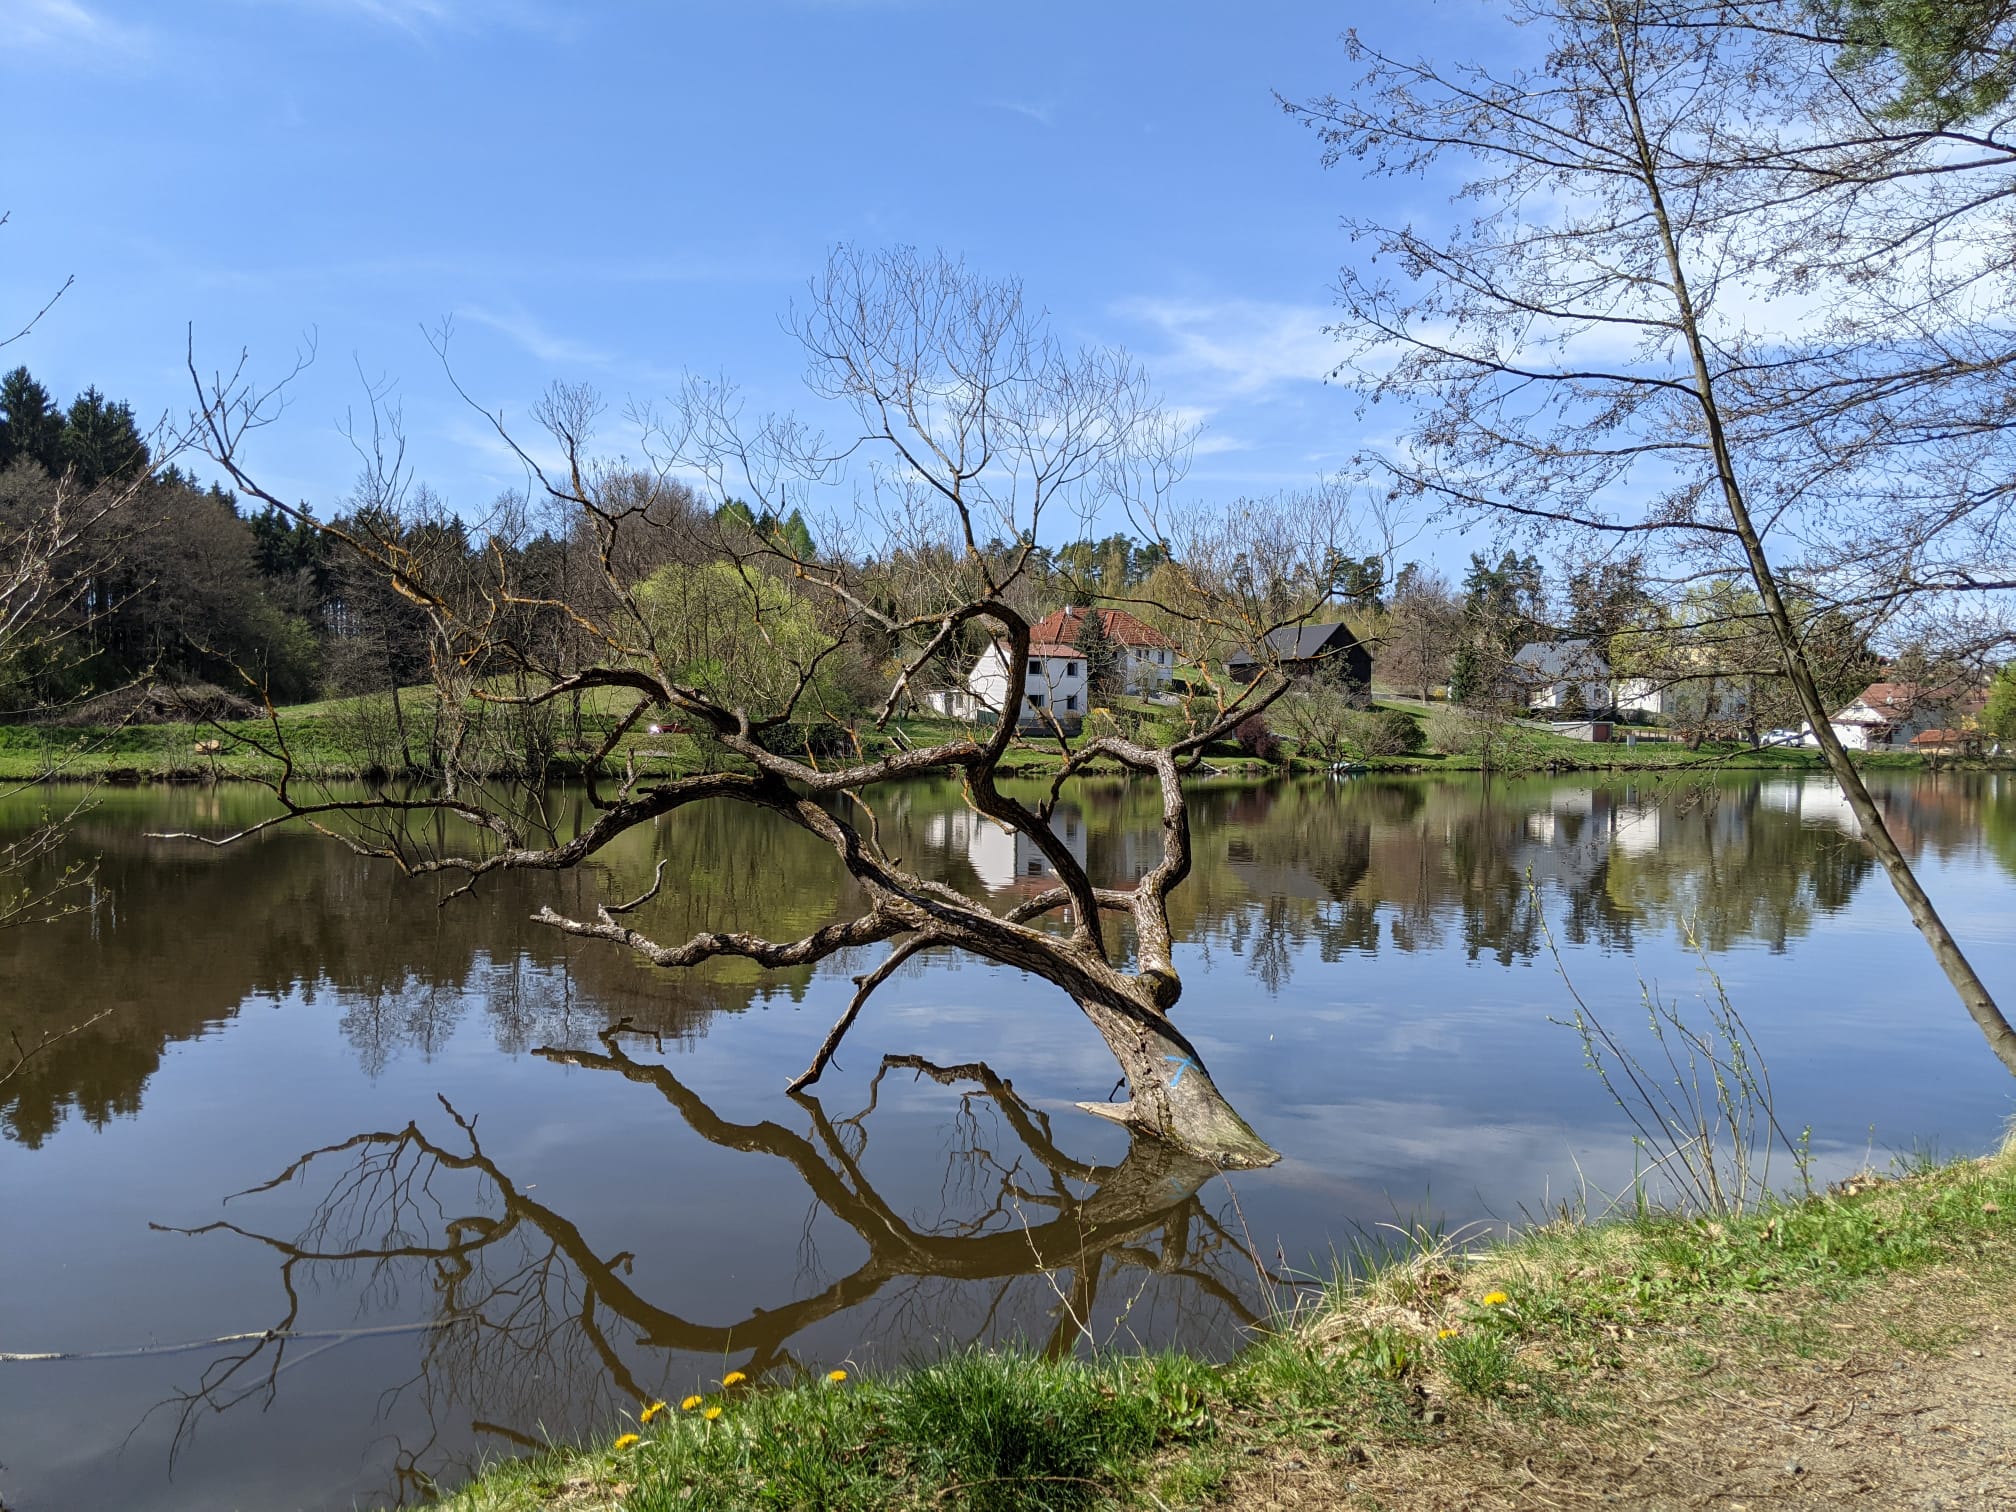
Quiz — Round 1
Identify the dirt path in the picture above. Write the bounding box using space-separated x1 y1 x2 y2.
1224 1270 2016 1510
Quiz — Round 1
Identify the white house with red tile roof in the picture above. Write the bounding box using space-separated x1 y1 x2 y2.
922 607 1177 726
923 636 1088 727
1028 606 1178 692
1811 681 1985 751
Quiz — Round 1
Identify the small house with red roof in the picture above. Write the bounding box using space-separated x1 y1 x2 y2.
1817 681 1985 751
922 606 1177 728
1027 606 1179 692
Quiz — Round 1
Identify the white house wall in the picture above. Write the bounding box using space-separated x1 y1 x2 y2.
964 645 1090 722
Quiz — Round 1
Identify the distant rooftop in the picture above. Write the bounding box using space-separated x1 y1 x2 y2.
1029 606 1175 650
1227 622 1361 665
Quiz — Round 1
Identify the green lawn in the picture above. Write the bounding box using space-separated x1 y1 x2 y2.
0 691 1961 785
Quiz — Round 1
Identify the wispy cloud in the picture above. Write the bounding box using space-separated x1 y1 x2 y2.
1116 296 1339 398
1162 404 1246 458
438 410 567 493
267 0 459 34
456 304 611 368
254 0 569 41
7 0 152 61
990 99 1056 127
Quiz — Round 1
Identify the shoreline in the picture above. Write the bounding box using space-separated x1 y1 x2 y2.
415 1147 2016 1510
0 712 1986 788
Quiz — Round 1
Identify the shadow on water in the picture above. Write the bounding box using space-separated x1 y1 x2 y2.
144 1040 1273 1506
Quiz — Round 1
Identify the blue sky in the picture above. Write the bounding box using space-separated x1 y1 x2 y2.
1 0 1503 535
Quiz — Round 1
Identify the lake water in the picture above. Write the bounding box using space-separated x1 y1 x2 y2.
3 773 2014 1510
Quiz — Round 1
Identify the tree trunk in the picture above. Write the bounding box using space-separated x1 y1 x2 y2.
390 678 414 775
1609 28 2016 1079
1074 998 1279 1169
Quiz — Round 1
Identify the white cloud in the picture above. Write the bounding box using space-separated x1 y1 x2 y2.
7 0 151 59
990 99 1056 128
1115 296 1340 398
1159 403 1243 458
271 0 459 31
439 410 568 492
1189 432 1248 457
458 304 611 368
249 0 567 40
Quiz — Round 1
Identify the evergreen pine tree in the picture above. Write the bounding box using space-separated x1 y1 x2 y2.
0 367 63 474
1071 606 1122 702
59 386 149 489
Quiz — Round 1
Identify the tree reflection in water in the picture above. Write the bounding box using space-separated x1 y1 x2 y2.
150 1029 1276 1504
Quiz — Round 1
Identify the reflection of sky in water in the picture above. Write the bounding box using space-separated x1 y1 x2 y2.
3 773 2015 1511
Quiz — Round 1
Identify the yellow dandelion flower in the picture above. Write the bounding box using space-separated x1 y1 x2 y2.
721 1371 747 1387
1481 1290 1510 1307
613 1433 641 1451
826 1369 849 1384
640 1400 667 1424
1437 1328 1458 1339
681 1394 704 1411
703 1405 723 1421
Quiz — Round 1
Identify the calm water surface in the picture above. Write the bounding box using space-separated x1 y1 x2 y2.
3 773 2015 1510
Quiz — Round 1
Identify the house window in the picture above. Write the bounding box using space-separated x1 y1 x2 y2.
1065 694 1078 711
1159 649 1168 664
1067 661 1078 676
1027 693 1045 708
1028 658 1043 677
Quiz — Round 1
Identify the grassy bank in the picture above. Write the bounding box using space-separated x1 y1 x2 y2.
425 1147 2016 1510
0 691 1975 784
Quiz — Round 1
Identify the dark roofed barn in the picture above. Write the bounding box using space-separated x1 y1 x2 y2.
1227 623 1371 693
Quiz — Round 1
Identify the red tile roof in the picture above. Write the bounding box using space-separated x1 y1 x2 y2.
1029 605 1175 650
1841 681 1984 723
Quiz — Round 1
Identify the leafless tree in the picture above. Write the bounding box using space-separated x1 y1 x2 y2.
1287 0 2016 1073
173 248 1391 1164
1377 567 1462 702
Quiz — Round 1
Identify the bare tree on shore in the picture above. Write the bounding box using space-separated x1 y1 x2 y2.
174 248 1388 1165
1287 0 2016 1073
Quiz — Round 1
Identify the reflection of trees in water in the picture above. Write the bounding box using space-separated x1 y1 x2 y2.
152 1034 1271 1505
0 796 854 1145
0 773 1935 1145
1112 777 1885 978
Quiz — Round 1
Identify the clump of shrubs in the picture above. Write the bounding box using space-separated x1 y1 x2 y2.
1425 704 1542 771
1341 707 1424 757
1425 704 1490 756
1233 714 1283 762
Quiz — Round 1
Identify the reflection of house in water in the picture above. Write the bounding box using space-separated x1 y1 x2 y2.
1517 787 1612 894
923 806 1089 893
1610 801 1663 856
1517 786 1744 880
1759 778 1862 836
